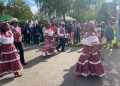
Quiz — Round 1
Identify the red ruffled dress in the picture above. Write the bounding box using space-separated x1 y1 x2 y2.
75 35 104 77
41 29 57 56
0 31 23 76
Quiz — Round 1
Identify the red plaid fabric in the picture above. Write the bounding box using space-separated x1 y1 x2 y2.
0 44 23 76
12 27 22 43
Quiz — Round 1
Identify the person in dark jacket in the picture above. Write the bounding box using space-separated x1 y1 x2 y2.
34 24 42 44
75 22 81 43
105 22 114 49
24 23 31 44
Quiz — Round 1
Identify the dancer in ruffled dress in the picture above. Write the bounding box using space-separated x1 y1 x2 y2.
75 26 104 77
0 23 23 77
41 23 57 56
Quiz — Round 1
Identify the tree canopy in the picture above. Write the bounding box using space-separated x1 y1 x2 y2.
35 0 108 22
0 0 33 20
1 0 119 22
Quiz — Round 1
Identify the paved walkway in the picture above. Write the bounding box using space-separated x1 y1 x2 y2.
0 46 120 86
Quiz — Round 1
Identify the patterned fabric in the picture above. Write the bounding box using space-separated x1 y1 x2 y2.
76 34 104 77
41 29 57 56
12 26 22 43
57 27 65 37
0 31 23 76
75 46 104 77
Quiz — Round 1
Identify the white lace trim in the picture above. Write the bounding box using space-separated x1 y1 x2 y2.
92 52 98 55
78 60 101 65
78 60 88 65
47 52 52 55
1 50 17 55
76 72 105 77
41 51 56 56
81 73 88 77
89 60 101 64
0 57 20 64
80 53 86 56
54 50 58 53
41 52 46 56
0 69 23 76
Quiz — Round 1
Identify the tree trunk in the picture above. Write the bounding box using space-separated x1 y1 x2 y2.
113 0 117 17
63 13 66 23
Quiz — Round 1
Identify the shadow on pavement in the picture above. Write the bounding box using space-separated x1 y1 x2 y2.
102 49 120 86
65 47 80 53
61 49 120 86
24 53 59 69
0 77 14 86
24 56 48 69
24 45 42 52
60 65 103 86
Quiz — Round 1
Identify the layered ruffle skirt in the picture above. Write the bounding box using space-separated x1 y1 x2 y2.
75 46 104 77
41 37 57 56
0 44 23 76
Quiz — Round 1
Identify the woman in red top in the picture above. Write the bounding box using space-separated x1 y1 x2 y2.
10 18 26 65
